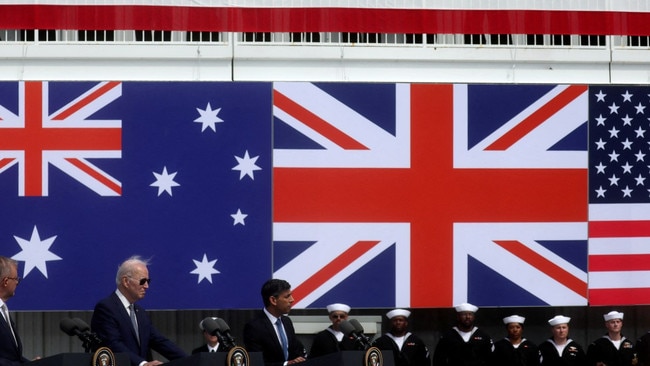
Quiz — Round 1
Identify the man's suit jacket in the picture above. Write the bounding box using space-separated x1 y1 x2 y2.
0 312 28 366
243 312 305 366
91 292 187 366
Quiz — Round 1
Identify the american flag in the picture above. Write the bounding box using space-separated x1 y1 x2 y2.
273 83 589 308
1 81 272 310
588 86 650 305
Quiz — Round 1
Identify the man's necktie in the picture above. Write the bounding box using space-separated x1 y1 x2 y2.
129 304 140 344
275 318 289 361
1 304 17 346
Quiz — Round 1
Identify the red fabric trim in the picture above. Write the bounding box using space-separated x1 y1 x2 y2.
1 5 650 35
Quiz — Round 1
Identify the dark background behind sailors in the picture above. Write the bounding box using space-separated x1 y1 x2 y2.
11 306 650 362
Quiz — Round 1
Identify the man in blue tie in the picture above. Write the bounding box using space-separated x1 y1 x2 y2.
244 279 306 366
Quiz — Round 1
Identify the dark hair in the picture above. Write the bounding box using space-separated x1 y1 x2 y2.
261 279 291 307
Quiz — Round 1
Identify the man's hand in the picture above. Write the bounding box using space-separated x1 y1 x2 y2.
144 361 164 366
287 356 306 364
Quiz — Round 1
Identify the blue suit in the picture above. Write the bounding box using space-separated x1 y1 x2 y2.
0 310 28 366
91 292 186 366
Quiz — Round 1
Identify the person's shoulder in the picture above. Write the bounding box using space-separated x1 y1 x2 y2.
191 345 208 354
406 333 426 342
521 339 538 347
244 311 269 327
93 293 118 309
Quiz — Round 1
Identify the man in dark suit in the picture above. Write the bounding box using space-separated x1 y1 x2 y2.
91 256 187 366
191 317 228 354
0 256 34 366
243 279 306 366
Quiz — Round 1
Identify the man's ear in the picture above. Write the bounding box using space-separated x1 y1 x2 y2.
268 296 277 306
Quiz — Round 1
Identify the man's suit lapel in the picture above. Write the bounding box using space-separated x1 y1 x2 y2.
111 293 142 352
266 316 284 355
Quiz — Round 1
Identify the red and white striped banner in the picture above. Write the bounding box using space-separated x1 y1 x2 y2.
1 1 649 35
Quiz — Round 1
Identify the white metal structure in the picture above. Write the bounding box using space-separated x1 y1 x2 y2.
1 30 649 83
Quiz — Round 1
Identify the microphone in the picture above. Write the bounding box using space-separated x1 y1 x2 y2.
202 317 236 350
59 317 80 336
59 317 102 353
72 318 103 347
340 319 372 350
214 318 237 350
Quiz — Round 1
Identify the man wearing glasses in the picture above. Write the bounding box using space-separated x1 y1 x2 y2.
91 256 187 366
0 256 33 365
309 303 358 358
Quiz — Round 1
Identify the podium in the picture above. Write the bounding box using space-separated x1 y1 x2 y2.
165 350 393 366
165 351 263 366
303 351 395 366
27 353 130 366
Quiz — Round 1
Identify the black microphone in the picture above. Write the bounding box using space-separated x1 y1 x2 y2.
71 318 90 332
72 318 103 346
59 317 102 353
340 319 372 350
59 317 80 336
202 317 235 350
214 318 237 350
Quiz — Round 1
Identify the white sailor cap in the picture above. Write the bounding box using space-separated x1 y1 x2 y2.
386 309 411 319
548 315 571 326
199 317 218 330
327 303 351 314
604 311 624 321
454 303 478 313
503 315 526 325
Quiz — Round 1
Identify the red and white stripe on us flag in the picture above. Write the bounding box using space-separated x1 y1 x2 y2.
589 203 650 305
1 0 650 35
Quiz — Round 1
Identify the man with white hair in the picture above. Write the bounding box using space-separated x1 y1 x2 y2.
372 309 430 366
433 303 492 366
308 303 357 358
586 311 636 366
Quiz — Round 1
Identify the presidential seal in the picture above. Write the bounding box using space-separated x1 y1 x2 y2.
364 346 383 366
92 347 115 366
226 346 249 366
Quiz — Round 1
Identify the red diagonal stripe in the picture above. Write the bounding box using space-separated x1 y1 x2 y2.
65 158 122 195
494 240 587 297
51 81 120 121
273 89 369 150
291 240 380 303
0 158 15 171
589 254 650 271
589 220 650 238
486 85 588 150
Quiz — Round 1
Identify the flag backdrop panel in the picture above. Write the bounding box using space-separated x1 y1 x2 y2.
0 81 272 310
587 86 650 305
1 81 649 310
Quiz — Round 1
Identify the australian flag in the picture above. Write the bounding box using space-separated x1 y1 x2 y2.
0 81 272 310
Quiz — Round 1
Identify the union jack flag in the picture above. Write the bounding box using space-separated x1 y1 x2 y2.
0 81 122 197
273 83 588 308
